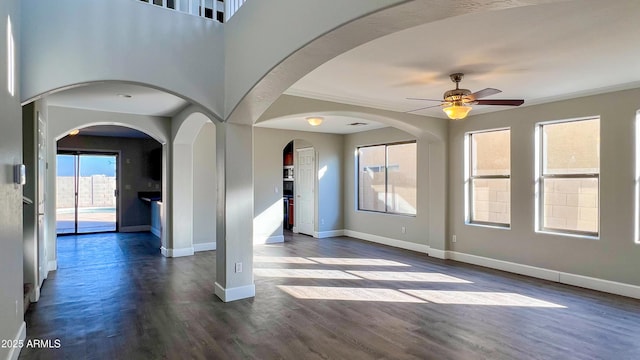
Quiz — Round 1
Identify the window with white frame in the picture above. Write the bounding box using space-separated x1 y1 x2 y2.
357 142 417 215
538 117 600 236
467 129 511 227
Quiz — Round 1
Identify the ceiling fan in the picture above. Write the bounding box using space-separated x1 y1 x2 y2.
407 73 524 119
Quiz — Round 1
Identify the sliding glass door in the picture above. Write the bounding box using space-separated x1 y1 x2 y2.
56 152 118 234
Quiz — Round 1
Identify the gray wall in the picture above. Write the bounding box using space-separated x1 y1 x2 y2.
193 122 216 245
57 135 162 230
254 127 343 240
449 88 640 286
344 127 428 246
0 0 23 357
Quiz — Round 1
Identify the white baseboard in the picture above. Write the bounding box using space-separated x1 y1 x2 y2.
559 272 640 299
214 282 256 302
30 286 40 303
447 251 559 282
47 260 57 272
254 235 284 244
8 322 26 360
427 248 447 259
160 246 194 258
314 230 345 239
343 230 429 254
120 225 151 233
194 242 216 252
446 250 640 300
150 226 161 238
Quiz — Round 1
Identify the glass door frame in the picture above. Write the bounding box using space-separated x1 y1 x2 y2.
56 149 120 235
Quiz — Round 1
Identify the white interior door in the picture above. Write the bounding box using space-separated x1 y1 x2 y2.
296 147 315 236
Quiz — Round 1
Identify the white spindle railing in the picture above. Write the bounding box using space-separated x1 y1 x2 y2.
224 0 246 22
137 0 245 23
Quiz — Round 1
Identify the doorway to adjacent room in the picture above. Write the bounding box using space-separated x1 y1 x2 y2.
56 151 118 234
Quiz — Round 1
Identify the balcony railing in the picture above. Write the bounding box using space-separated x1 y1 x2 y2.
138 0 246 23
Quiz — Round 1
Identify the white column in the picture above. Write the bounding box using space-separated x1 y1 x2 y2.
215 122 255 302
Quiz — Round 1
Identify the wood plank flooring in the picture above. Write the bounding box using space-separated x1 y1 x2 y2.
20 231 640 359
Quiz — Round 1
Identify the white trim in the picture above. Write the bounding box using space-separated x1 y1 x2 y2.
253 235 284 244
193 242 216 252
427 248 447 259
7 322 26 360
120 225 151 233
343 230 429 254
446 251 640 299
160 246 194 258
30 286 40 303
314 230 345 239
47 260 57 272
560 273 640 299
214 282 255 302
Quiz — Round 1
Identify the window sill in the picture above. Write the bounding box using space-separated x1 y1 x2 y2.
356 209 416 218
465 222 510 230
536 230 599 240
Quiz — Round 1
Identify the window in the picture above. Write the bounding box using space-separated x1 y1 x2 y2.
467 129 511 227
358 142 416 215
7 16 14 96
538 117 600 236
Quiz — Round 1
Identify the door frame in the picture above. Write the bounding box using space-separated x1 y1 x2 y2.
56 148 121 234
294 146 316 236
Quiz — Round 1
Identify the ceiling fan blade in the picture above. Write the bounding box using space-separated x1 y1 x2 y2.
467 88 501 101
406 97 442 102
406 104 443 113
475 99 524 106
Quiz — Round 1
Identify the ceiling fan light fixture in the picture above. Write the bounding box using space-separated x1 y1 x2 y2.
306 117 323 126
443 104 472 120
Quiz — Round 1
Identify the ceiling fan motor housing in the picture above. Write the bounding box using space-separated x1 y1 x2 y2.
444 88 472 103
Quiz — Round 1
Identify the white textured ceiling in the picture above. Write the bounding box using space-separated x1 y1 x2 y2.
254 114 387 134
47 82 188 117
284 0 640 119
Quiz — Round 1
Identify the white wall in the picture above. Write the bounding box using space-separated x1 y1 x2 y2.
0 1 24 358
449 88 640 286
253 127 344 242
21 0 224 117
193 122 216 248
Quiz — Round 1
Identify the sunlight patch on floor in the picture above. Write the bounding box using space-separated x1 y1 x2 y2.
347 271 472 283
255 268 361 279
307 258 410 267
254 256 318 264
401 290 566 308
278 285 426 303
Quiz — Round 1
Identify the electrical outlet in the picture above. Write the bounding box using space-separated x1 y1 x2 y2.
401 226 406 234
452 235 457 243
235 262 242 273
321 218 325 225
15 300 18 316
275 186 279 194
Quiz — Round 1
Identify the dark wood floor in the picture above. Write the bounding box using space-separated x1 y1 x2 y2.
20 231 640 359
